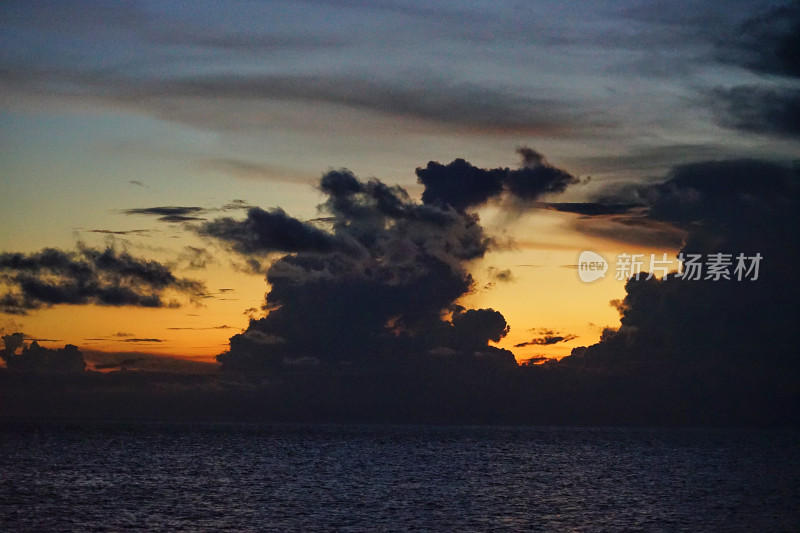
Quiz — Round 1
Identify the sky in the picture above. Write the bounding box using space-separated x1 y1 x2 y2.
1 0 798 368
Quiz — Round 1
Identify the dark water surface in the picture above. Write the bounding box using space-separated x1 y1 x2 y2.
1 421 798 531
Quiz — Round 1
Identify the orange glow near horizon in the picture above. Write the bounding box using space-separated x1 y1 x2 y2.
3 209 681 366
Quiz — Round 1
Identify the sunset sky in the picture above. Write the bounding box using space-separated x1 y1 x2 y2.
1 0 797 366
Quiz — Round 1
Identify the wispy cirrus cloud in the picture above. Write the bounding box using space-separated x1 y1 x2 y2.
200 158 316 184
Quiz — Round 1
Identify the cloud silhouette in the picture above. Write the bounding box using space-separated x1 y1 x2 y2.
198 207 347 255
565 157 800 367
416 159 507 211
544 202 643 217
416 147 579 211
554 158 799 248
89 229 151 236
122 206 208 223
0 246 205 314
1 333 86 373
201 161 531 370
514 333 577 348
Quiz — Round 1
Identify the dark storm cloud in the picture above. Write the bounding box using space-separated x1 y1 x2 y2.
553 157 799 428
188 152 577 368
0 246 205 314
416 147 579 211
554 158 798 248
709 86 800 138
643 158 799 228
201 163 526 370
565 157 800 367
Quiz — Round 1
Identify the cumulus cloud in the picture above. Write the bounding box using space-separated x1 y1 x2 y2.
200 158 540 370
0 246 206 314
416 159 506 211
416 147 579 211
553 158 799 248
1 333 86 373
506 147 581 200
449 308 510 351
564 158 800 366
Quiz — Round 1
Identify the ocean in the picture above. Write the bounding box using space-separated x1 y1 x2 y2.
1 421 798 531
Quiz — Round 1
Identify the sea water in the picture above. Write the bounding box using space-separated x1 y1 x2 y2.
1 421 798 531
